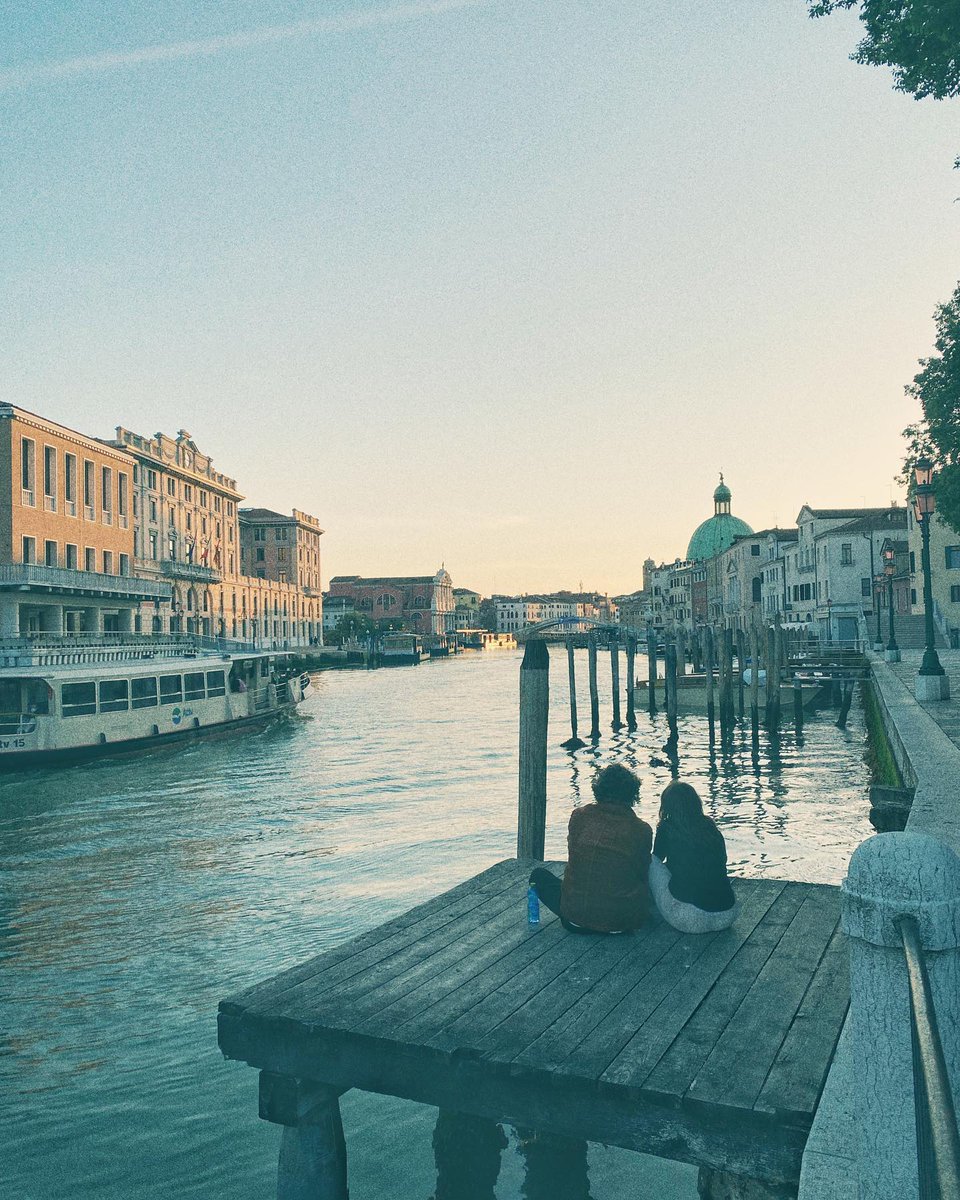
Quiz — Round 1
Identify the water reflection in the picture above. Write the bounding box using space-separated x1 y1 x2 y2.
2 647 872 1199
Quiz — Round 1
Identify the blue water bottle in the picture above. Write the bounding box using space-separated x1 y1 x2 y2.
527 885 541 926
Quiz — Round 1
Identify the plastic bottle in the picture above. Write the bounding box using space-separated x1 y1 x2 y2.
527 885 541 926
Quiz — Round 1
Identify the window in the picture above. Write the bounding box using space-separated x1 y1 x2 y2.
64 453 77 512
168 507 175 527
85 547 96 572
43 445 57 509
102 551 113 574
184 672 205 701
132 677 158 708
256 569 265 579
62 682 97 717
83 460 95 515
200 490 208 508
167 478 177 497
44 540 57 567
185 511 192 532
119 553 130 576
751 578 762 603
256 548 265 562
911 588 918 606
946 547 960 569
840 543 853 566
22 536 36 564
118 472 128 518
147 469 158 489
861 578 872 598
184 484 192 502
952 586 960 603
255 527 265 541
277 547 286 562
910 551 916 573
98 679 129 713
66 544 78 570
149 531 158 559
750 544 760 557
167 537 176 560
227 502 233 516
149 499 158 523
21 437 36 501
214 495 221 512
159 675 183 704
206 670 226 697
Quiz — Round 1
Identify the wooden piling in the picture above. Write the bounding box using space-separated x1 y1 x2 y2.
793 675 804 733
766 626 780 728
750 624 760 742
676 626 686 681
626 635 637 730
588 633 600 739
646 629 658 716
722 628 735 737
735 628 746 720
836 681 853 729
610 639 622 730
518 638 549 860
664 642 678 750
562 635 586 750
704 625 716 744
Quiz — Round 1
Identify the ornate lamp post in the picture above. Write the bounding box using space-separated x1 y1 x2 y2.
873 573 885 652
881 546 900 663
913 457 950 700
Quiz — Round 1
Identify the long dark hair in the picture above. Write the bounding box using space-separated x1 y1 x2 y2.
658 781 723 850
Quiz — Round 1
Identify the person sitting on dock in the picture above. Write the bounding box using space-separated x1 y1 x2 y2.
528 763 653 934
649 781 738 934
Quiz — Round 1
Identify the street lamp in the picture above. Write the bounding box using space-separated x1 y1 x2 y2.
882 546 899 662
913 457 950 700
873 573 884 652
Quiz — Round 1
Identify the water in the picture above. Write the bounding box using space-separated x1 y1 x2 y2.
1 648 872 1199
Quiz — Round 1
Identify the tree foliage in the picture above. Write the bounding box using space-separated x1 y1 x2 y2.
902 282 960 532
332 613 375 642
810 1 960 100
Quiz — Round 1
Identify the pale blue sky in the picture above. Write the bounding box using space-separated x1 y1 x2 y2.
2 1 958 594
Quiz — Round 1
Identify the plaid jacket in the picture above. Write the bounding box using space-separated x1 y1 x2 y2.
560 802 653 932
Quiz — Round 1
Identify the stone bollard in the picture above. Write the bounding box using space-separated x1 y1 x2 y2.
842 832 960 1200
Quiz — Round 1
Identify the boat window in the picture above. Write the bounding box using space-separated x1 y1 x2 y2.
131 677 158 709
62 682 97 717
260 660 270 677
206 670 226 697
184 672 205 701
99 679 129 713
159 675 182 704
24 680 49 715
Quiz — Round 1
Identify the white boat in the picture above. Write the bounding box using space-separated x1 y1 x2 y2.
0 633 312 767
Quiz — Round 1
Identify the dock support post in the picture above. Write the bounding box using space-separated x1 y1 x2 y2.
765 627 777 729
518 638 549 861
793 676 804 734
433 1110 506 1200
587 633 600 739
750 625 760 746
736 628 746 720
516 1128 589 1200
664 641 678 755
626 635 637 730
676 625 686 682
722 628 735 739
704 626 716 745
842 833 960 1200
562 635 585 750
836 680 853 729
610 638 622 730
257 1074 347 1200
646 629 658 716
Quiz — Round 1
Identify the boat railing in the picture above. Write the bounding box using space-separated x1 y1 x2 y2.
0 712 38 735
0 632 257 668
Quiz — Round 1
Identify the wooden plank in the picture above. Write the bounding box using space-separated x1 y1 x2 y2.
642 883 809 1105
225 859 530 1017
753 924 849 1122
422 927 603 1054
599 880 787 1091
684 884 840 1116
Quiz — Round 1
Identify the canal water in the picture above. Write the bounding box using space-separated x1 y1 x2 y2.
2 648 873 1199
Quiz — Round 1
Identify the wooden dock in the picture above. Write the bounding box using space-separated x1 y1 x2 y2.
218 859 847 1194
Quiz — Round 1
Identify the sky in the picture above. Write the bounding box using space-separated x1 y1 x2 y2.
2 1 958 597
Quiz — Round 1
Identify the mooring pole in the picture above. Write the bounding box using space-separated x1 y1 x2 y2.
625 634 637 730
562 635 585 749
704 625 716 744
676 625 686 682
518 639 549 860
664 642 678 751
587 632 600 739
765 626 778 729
735 627 746 720
646 629 658 716
836 680 854 729
722 628 735 739
793 675 804 734
750 624 760 744
610 637 622 730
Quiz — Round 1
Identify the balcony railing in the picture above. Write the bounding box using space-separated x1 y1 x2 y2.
0 564 171 602
159 560 221 584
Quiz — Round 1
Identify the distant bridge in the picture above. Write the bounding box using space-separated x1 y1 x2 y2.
514 615 648 642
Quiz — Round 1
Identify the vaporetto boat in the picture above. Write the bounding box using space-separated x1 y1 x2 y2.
0 633 311 766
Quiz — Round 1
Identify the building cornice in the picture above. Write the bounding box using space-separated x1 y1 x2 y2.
0 405 135 466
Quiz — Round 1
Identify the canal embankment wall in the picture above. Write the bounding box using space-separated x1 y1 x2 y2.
799 656 960 1200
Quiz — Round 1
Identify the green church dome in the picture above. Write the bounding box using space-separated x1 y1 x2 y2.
686 474 753 561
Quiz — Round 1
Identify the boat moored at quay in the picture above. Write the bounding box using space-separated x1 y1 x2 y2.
0 633 311 766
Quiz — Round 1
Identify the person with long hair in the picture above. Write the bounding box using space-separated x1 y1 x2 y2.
649 780 738 933
528 763 652 933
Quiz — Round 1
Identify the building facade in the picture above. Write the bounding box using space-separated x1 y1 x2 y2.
0 405 170 639
327 570 455 640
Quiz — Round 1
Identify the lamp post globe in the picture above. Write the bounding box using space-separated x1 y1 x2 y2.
913 461 950 700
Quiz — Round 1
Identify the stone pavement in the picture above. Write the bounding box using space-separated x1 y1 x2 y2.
886 648 960 749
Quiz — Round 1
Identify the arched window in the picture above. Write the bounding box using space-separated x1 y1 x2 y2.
378 594 396 611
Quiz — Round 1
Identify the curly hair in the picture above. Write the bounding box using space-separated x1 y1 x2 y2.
591 763 641 807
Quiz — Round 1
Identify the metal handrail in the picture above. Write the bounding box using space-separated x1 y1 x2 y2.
896 914 960 1199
